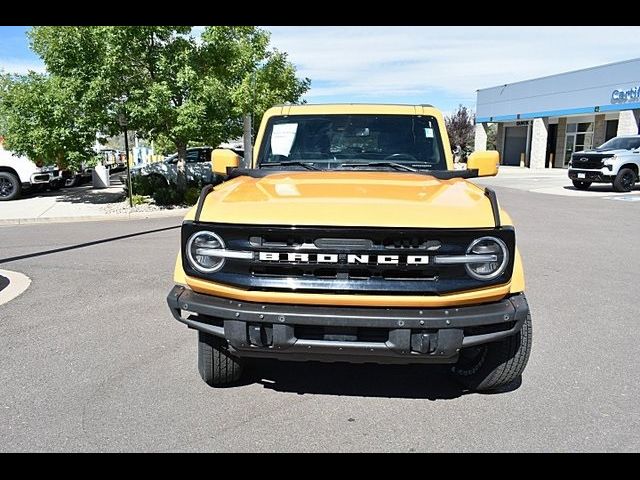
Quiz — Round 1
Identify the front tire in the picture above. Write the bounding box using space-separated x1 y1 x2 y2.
0 171 21 201
197 331 244 387
613 168 637 192
453 313 532 392
572 180 591 190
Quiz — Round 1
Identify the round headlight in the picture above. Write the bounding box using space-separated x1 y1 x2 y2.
186 231 226 273
465 236 509 281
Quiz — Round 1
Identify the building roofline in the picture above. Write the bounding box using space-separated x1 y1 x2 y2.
477 57 640 93
272 103 434 108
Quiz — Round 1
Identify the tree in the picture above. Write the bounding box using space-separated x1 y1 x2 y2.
445 105 475 162
0 72 98 170
29 26 310 181
200 27 310 164
486 123 497 151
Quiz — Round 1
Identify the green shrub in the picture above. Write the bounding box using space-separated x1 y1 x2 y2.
131 194 148 206
153 187 180 206
124 174 169 197
184 187 201 206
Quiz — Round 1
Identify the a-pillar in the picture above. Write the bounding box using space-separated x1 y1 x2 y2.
617 109 640 136
474 122 487 151
529 118 548 169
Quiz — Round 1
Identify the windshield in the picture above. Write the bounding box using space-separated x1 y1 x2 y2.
597 137 640 151
258 114 446 170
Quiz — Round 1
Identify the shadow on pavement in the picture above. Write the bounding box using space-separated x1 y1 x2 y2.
246 360 520 400
247 360 524 399
0 225 180 264
49 187 126 204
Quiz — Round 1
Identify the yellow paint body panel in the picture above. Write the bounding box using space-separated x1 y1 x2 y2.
183 172 513 229
174 103 525 307
510 248 525 293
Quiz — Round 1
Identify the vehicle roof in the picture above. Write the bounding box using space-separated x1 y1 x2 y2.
264 103 441 117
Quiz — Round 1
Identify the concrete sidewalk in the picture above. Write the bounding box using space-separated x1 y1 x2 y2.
0 185 190 225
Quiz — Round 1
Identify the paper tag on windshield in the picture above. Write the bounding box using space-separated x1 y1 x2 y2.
271 123 298 156
424 128 434 138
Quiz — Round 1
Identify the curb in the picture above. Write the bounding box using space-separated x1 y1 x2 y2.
0 269 31 306
0 208 190 226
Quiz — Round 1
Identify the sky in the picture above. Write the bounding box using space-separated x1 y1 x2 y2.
2 26 640 114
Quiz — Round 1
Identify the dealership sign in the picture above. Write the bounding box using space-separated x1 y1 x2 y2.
611 87 640 104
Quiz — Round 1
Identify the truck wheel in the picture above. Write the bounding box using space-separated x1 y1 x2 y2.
197 331 244 387
0 171 21 201
148 174 168 188
65 175 80 188
452 313 532 392
572 180 591 190
613 168 637 192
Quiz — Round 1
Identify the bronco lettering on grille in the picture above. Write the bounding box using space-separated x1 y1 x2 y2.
258 252 430 265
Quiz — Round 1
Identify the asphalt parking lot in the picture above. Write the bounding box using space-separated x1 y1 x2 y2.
1 184 639 452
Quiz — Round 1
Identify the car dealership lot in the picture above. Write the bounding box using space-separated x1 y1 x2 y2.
472 166 640 198
0 186 639 452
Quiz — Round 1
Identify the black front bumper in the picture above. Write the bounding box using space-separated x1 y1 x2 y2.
167 286 529 364
568 169 613 183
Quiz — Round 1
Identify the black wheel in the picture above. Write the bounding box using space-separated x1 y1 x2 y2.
0 171 21 201
452 313 532 392
148 174 169 189
64 175 80 188
48 180 63 191
197 331 244 387
572 180 591 190
613 168 637 192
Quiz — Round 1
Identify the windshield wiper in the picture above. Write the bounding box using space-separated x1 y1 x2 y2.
260 161 321 171
337 162 417 172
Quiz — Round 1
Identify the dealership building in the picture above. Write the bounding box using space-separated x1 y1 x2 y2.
474 58 640 168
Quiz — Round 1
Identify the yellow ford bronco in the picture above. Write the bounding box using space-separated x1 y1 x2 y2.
167 104 531 392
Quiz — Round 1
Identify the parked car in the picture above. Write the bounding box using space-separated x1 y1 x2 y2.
167 103 532 393
97 149 126 171
130 146 216 186
568 135 640 192
0 146 64 201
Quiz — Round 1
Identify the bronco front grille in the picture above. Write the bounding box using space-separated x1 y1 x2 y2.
181 222 515 295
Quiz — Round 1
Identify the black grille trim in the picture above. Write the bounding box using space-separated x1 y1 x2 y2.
571 153 614 170
181 222 516 295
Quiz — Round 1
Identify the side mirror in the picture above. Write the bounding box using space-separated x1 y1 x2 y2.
467 151 499 177
212 149 240 176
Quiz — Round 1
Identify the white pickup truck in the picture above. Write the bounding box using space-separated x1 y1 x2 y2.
568 135 640 192
0 145 64 201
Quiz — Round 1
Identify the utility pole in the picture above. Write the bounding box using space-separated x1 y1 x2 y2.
118 111 133 208
242 68 257 168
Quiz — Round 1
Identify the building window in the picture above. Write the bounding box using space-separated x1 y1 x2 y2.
564 122 594 165
605 120 619 142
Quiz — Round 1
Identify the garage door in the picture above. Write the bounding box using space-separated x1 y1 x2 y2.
503 126 528 166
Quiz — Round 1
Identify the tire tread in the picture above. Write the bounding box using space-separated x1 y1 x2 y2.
455 313 532 391
198 332 243 387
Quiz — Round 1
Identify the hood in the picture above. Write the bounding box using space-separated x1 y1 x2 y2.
190 171 508 229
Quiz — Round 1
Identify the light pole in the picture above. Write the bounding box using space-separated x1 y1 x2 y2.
118 111 133 208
